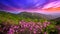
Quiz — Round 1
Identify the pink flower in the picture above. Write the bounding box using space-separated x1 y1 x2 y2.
20 29 24 31
8 28 15 34
43 23 47 28
29 27 32 30
33 31 36 34
44 32 47 34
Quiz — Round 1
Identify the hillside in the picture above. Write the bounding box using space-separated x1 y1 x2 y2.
52 17 60 25
0 11 56 24
0 11 20 24
18 12 57 20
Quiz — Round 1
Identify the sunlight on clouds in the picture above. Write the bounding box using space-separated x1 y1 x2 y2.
42 1 60 9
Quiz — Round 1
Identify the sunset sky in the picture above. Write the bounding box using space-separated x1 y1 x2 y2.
0 0 60 14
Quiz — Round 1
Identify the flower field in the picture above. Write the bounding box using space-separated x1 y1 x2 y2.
0 11 60 34
0 20 60 34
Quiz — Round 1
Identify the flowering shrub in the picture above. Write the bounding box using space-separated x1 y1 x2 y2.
0 20 58 34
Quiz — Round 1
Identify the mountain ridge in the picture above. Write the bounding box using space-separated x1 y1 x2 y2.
0 11 59 20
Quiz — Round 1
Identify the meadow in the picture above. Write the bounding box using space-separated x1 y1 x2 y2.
0 11 60 34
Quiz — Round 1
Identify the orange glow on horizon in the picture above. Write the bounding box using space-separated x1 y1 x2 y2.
43 7 60 12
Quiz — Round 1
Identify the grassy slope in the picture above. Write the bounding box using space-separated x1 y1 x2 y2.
51 17 60 25
0 11 48 24
0 11 20 24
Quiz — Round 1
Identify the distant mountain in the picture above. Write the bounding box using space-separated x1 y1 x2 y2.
0 11 58 20
18 12 57 20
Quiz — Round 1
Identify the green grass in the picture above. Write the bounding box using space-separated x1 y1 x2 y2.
0 11 54 24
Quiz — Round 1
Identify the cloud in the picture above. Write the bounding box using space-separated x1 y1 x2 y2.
42 1 60 9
